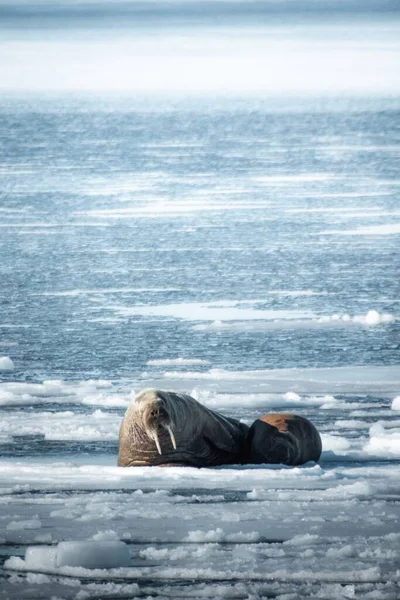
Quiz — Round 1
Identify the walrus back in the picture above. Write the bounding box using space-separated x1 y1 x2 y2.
245 413 322 466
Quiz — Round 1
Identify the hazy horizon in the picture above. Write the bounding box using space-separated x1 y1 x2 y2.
1 0 399 95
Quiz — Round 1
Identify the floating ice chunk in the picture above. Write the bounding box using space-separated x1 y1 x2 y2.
7 517 42 531
284 534 320 546
91 530 120 541
0 356 14 371
56 541 131 569
24 546 57 570
319 223 400 235
365 310 381 326
5 543 136 587
82 394 129 407
13 541 132 573
185 528 225 542
364 422 400 456
147 358 210 366
185 528 259 543
353 310 395 326
316 310 396 327
392 396 400 411
284 391 301 402
321 434 351 453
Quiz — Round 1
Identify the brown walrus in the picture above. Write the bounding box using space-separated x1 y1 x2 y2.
245 413 322 466
118 389 249 467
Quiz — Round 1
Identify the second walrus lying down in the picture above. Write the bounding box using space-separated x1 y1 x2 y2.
118 388 322 467
117 389 249 467
245 413 322 466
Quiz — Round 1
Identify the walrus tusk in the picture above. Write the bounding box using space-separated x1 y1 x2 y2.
167 425 177 450
153 431 162 455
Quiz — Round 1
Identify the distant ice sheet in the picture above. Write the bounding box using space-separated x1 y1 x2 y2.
110 301 315 322
99 300 396 329
147 358 210 366
161 365 400 396
319 223 400 235
192 310 396 331
0 379 128 408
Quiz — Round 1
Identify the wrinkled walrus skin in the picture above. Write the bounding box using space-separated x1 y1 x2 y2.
245 413 322 466
118 389 249 467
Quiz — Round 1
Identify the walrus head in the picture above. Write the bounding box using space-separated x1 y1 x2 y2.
133 389 177 455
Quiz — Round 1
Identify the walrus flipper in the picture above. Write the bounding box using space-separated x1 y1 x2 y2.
201 412 247 465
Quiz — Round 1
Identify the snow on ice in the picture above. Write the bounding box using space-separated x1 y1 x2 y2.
1 366 400 599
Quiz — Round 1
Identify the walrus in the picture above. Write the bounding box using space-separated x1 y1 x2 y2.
118 389 249 467
245 413 322 466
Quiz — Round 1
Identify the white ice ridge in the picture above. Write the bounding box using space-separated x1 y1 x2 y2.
6 541 131 572
111 300 315 322
392 396 400 410
31 287 180 297
190 389 338 410
0 379 129 407
192 310 396 331
147 358 210 366
318 223 400 235
0 408 121 441
364 422 400 457
319 310 395 326
162 365 400 396
0 356 14 371
104 300 396 328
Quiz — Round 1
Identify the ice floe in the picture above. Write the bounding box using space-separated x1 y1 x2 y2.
0 356 14 372
319 223 400 235
392 396 400 411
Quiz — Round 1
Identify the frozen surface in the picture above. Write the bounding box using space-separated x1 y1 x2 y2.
1 369 400 599
0 358 14 372
1 91 400 598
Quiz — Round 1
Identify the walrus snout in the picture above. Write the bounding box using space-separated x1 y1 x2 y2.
148 406 167 421
141 401 177 456
143 402 170 430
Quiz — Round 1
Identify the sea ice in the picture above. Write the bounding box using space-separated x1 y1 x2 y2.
392 396 400 410
0 356 14 371
12 541 131 572
56 541 131 569
364 422 400 456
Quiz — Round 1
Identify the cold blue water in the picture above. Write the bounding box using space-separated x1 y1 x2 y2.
0 96 399 381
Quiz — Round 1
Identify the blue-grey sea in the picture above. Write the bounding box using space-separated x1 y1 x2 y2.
1 96 399 377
